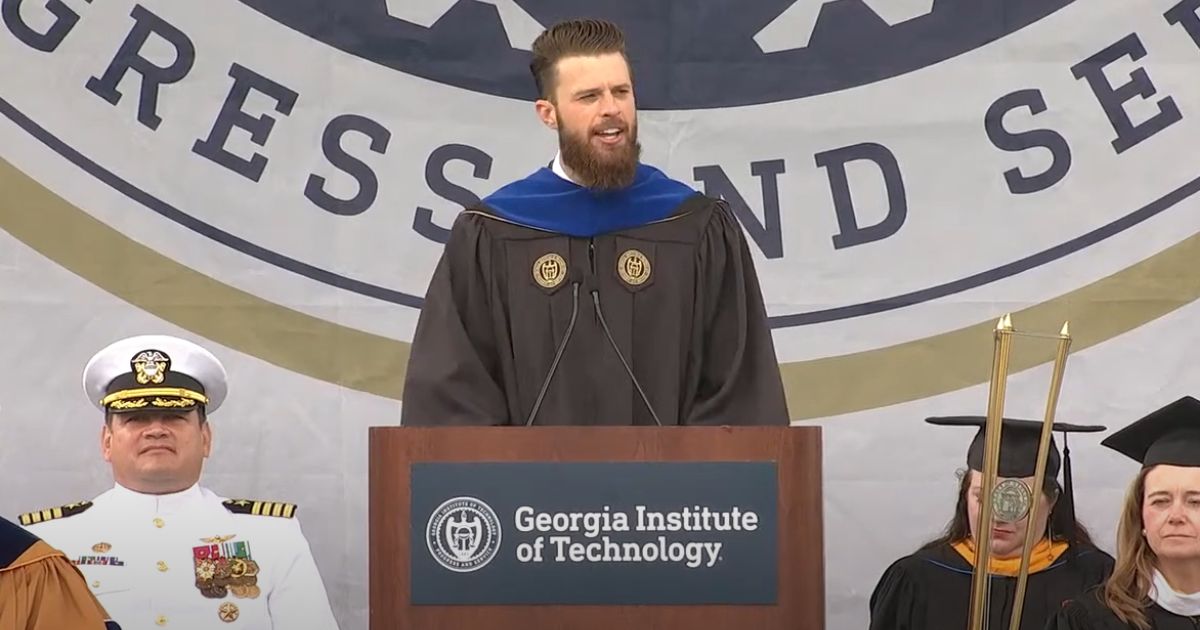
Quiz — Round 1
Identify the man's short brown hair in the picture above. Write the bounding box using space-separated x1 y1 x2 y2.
530 19 630 100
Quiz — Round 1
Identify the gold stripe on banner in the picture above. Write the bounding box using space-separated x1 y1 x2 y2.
778 229 1200 419
1 157 1198 420
0 157 408 401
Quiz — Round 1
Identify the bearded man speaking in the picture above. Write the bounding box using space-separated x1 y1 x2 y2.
400 18 789 428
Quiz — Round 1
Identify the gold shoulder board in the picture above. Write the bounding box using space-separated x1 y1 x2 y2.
222 499 297 519
18 501 93 526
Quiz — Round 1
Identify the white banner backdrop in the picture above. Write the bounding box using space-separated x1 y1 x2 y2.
3 0 1200 628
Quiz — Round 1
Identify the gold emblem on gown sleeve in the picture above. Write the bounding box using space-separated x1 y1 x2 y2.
533 253 567 288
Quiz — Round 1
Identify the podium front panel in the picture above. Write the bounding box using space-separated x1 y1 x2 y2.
369 425 822 630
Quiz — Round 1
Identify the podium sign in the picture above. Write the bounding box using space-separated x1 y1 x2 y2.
410 461 777 605
369 426 824 630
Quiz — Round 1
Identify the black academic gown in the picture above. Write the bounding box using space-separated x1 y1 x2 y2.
401 165 789 426
868 542 1114 630
1053 586 1200 629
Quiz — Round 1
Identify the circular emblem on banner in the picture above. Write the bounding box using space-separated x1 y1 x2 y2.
617 249 651 286
992 479 1033 523
532 253 566 289
426 497 502 573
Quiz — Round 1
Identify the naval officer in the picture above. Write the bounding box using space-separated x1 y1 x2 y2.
19 335 340 630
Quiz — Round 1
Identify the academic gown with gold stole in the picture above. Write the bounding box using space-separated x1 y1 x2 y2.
869 539 1114 630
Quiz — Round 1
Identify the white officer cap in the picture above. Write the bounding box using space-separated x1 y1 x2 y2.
83 335 228 415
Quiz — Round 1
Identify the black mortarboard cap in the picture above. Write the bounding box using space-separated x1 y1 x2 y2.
926 416 1106 478
927 415 1105 543
1101 396 1200 467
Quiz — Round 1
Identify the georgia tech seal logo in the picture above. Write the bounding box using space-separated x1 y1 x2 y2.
617 249 651 286
532 253 567 289
426 497 502 573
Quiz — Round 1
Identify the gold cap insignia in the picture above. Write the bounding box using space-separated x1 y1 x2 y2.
218 602 240 623
618 249 651 286
91 542 112 553
131 350 170 385
533 253 567 289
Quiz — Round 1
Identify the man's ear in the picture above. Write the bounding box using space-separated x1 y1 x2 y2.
535 99 557 130
101 423 113 463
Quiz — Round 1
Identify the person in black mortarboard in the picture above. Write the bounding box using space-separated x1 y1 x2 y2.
868 416 1114 630
1053 395 1200 630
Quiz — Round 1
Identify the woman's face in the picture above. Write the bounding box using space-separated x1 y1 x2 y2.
1142 465 1200 562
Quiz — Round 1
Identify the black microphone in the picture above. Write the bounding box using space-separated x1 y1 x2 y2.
524 282 581 426
590 289 663 426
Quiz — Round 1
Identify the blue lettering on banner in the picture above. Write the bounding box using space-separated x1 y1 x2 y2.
985 89 1073 194
306 114 392 217
414 144 493 245
1 0 84 52
85 5 195 131
693 160 786 259
4 2 1200 328
409 461 777 605
192 63 299 182
1166 0 1200 46
1070 34 1182 155
816 143 908 250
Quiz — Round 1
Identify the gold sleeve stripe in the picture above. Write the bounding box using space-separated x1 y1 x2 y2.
283 504 296 518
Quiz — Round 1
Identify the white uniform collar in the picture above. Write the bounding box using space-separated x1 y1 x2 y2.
110 481 204 514
1151 568 1200 616
551 151 580 185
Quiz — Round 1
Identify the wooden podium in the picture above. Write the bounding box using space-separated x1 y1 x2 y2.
368 425 823 629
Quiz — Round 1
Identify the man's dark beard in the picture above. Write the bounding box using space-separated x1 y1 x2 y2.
558 123 641 191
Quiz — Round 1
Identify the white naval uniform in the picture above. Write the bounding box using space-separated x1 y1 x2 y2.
22 483 339 630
